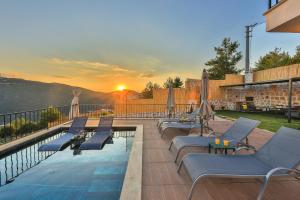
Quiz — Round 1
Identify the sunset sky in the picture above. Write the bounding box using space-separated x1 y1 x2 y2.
0 0 300 92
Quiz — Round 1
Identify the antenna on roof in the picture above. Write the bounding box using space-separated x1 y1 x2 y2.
244 22 265 84
245 21 265 74
245 23 258 74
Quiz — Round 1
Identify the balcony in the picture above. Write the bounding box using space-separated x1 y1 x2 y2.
264 0 300 33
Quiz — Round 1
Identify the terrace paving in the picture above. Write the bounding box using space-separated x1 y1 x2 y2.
1 117 299 199
119 118 300 200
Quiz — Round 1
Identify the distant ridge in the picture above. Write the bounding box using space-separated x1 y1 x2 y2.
0 77 138 114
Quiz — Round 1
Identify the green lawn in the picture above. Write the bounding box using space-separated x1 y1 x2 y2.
216 110 300 133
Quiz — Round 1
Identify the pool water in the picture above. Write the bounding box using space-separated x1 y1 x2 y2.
0 130 135 200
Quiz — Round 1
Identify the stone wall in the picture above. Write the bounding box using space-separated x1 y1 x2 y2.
225 82 300 109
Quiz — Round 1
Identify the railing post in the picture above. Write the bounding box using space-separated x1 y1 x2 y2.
288 78 293 123
3 115 7 142
47 108 49 129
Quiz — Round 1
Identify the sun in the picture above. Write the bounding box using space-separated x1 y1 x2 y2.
117 85 126 91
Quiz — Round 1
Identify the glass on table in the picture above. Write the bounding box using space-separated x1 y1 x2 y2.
223 139 229 147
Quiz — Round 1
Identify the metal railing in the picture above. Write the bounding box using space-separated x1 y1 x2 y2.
0 106 70 144
0 103 195 145
0 132 63 186
113 103 196 118
0 104 112 145
268 0 281 9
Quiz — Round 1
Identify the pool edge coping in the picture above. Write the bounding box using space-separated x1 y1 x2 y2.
120 124 143 200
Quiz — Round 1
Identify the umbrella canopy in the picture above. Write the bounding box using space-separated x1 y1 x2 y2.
167 86 175 118
199 69 212 120
69 89 81 119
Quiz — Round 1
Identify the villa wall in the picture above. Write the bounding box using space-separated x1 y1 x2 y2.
114 64 300 114
253 64 300 82
152 88 187 104
222 64 300 110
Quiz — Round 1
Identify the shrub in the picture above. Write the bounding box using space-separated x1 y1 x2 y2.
39 107 61 128
15 122 40 136
0 126 16 138
10 118 26 130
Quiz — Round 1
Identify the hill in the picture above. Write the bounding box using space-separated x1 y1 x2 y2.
0 77 138 114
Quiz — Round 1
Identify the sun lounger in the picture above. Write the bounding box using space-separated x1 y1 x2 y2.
160 121 203 139
169 117 260 162
38 117 88 151
177 126 300 200
157 108 200 128
79 116 114 150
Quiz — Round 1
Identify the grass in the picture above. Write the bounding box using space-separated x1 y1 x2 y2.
216 110 300 133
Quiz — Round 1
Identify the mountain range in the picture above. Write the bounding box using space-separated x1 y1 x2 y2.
0 77 139 114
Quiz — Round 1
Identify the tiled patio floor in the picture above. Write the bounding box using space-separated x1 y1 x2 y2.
121 118 300 200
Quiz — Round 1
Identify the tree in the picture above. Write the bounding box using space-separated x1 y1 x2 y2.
173 77 183 88
163 77 173 88
205 38 242 80
163 77 183 88
141 82 160 99
292 46 300 64
255 48 293 71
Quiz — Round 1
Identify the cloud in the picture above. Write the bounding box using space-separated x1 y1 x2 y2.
0 72 25 78
113 66 132 72
140 73 155 78
48 58 133 73
50 58 109 68
51 75 71 79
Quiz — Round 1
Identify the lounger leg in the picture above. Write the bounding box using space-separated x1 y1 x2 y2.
157 121 162 129
161 128 167 138
159 126 164 134
257 176 269 200
174 147 185 163
257 167 300 200
169 141 173 151
159 126 162 133
187 181 197 200
177 160 205 200
177 159 184 173
187 175 205 200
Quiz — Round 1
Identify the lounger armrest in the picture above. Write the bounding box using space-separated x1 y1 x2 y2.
258 167 300 200
266 167 300 178
235 146 256 154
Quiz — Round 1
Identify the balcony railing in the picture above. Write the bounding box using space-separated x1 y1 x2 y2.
268 0 281 9
0 103 196 145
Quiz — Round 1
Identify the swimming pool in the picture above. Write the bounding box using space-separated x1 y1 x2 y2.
0 129 135 200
